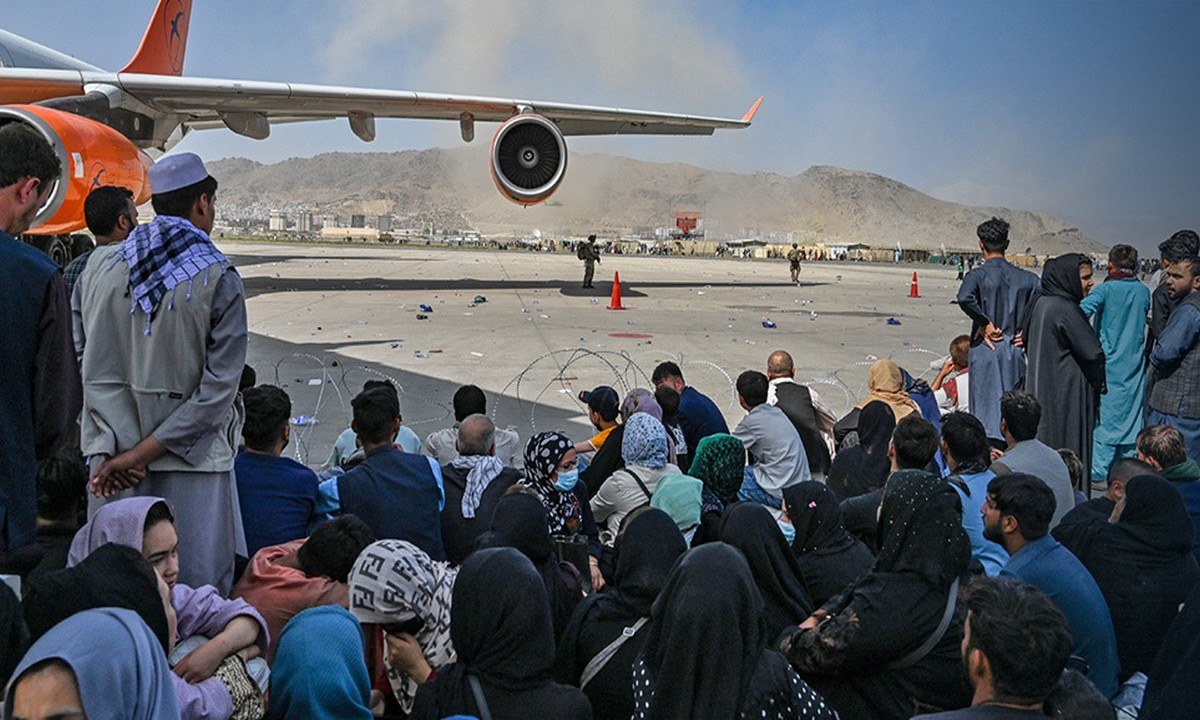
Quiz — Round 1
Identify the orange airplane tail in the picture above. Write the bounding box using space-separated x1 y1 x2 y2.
120 0 193 75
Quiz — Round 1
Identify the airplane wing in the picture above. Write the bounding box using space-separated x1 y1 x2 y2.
107 73 762 139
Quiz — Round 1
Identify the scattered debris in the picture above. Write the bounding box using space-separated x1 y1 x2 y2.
419 304 433 312
762 320 777 329
886 317 902 326
416 314 429 320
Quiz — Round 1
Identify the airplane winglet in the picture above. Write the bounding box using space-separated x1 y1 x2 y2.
120 0 193 76
741 96 764 124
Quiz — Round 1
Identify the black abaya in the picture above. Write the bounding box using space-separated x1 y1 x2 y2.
633 543 836 720
410 547 592 720
719 503 814 641
1053 474 1200 678
1140 580 1200 719
783 482 876 607
1023 254 1106 477
556 509 687 720
826 401 895 500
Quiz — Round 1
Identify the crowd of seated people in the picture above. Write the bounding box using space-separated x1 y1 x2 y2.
1 141 1197 720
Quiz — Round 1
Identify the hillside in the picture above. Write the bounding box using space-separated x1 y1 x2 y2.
208 147 1104 254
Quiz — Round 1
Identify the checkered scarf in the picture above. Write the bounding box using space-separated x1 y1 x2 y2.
116 215 228 334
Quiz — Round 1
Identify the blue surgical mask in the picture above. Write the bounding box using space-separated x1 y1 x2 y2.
554 468 579 492
777 519 796 545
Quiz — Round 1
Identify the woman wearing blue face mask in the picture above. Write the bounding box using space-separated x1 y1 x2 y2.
520 432 606 590
719 503 814 645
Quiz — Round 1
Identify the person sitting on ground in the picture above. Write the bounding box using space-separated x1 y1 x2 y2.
732 370 811 510
632 542 837 720
720 503 814 642
519 431 604 589
826 400 896 501
1057 448 1088 499
26 446 87 582
990 391 1075 528
918 577 1074 719
6 609 180 720
232 514 375 663
687 432 747 546
1061 457 1154 525
235 384 320 559
1042 670 1117 720
782 470 974 720
1139 581 1200 720
479 491 584 642
765 350 835 479
422 383 520 467
581 387 667 495
654 384 692 472
983 474 1120 698
647 468 703 542
410 547 593 720
1054 474 1200 681
591 413 682 540
0 583 24 689
317 386 446 560
324 380 422 470
941 412 1009 575
439 413 523 565
266 606 373 720
833 359 921 447
67 497 270 719
781 482 875 608
651 361 729 453
932 335 972 415
348 539 457 717
573 385 621 456
841 414 941 552
1137 423 1200 560
556 508 687 720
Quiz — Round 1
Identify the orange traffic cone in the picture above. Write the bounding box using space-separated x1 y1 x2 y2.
607 272 626 310
908 272 921 298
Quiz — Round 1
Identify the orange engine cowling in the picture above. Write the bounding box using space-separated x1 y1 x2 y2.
490 114 568 206
0 104 153 235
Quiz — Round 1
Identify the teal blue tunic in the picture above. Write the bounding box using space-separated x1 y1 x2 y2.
1080 277 1151 446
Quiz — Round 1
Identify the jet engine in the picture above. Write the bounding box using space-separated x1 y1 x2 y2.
0 104 152 236
490 114 567 205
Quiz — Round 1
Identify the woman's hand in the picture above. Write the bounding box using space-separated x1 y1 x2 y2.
385 633 432 684
173 640 227 683
589 556 606 592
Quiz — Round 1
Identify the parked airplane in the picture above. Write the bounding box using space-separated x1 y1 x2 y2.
0 0 760 262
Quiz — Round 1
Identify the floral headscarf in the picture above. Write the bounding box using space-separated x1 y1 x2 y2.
689 434 746 504
621 413 669 469
520 432 583 535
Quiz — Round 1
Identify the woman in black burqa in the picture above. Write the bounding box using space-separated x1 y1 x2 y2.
476 491 582 642
631 542 837 720
826 400 895 500
1053 473 1200 680
782 481 875 608
782 471 973 720
1020 253 1106 475
556 508 687 720
719 503 814 642
410 547 592 720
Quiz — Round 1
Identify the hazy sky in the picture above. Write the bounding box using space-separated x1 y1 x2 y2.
5 1 1196 250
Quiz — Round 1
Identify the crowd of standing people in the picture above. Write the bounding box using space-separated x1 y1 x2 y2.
2 126 1200 720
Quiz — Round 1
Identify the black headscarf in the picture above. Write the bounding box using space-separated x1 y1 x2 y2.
826 401 895 500
1115 474 1196 559
479 492 580 639
606 508 688 618
640 543 768 719
1141 581 1200 720
783 482 856 555
720 504 814 640
0 582 26 688
874 470 971 588
1019 253 1086 339
451 547 556 690
23 542 170 652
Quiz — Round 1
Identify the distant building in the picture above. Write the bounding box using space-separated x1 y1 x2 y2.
321 226 381 241
377 215 394 232
268 214 287 232
296 213 313 232
350 214 366 228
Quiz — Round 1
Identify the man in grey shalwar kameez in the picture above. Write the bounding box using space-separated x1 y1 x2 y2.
956 217 1041 442
73 153 247 595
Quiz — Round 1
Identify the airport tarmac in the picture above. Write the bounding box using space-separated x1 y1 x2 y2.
230 240 977 466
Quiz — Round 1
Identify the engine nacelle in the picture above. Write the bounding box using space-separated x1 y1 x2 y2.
0 104 153 235
490 114 567 205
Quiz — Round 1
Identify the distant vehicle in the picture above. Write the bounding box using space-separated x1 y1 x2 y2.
0 0 760 263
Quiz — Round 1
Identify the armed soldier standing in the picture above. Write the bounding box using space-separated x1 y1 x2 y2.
579 234 600 288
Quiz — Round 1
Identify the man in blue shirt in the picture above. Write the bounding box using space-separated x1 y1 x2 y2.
652 361 729 453
317 386 446 560
983 473 1120 698
1148 255 1200 463
940 412 1008 575
235 385 320 558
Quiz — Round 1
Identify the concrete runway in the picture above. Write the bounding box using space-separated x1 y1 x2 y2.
230 241 976 467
